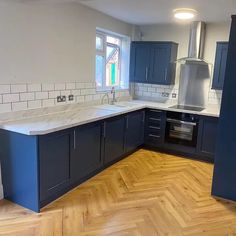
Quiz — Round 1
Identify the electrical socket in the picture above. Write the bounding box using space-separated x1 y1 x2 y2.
68 94 74 101
161 92 169 97
172 93 177 98
57 95 66 103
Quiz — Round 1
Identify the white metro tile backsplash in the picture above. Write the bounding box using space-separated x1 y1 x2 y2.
0 82 131 113
133 83 222 106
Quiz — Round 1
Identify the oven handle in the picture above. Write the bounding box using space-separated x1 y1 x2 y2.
166 118 197 126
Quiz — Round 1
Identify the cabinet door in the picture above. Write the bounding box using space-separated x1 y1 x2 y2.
197 116 218 160
125 110 145 153
150 44 171 85
212 42 228 90
104 116 125 165
39 129 72 201
130 42 151 83
71 122 102 183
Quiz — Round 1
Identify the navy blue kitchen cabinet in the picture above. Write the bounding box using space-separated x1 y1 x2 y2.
212 16 236 202
212 42 228 90
71 122 102 184
130 42 178 85
130 42 151 83
144 109 166 147
125 110 145 153
196 116 218 160
39 129 73 204
103 116 126 165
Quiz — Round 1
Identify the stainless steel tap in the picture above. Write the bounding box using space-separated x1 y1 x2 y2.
110 87 117 105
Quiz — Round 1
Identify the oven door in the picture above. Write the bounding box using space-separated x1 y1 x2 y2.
165 118 198 147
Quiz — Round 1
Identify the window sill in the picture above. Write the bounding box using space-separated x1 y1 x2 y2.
96 88 129 93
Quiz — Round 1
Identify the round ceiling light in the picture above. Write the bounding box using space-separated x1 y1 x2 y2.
173 8 197 20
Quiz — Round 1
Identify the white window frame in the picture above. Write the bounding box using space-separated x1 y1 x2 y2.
96 30 126 91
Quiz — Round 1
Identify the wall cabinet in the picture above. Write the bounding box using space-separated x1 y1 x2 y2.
196 116 218 160
130 42 178 85
125 110 145 153
212 42 228 90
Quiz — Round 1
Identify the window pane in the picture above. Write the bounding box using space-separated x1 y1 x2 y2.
106 47 120 87
96 55 104 88
106 36 120 46
96 36 103 51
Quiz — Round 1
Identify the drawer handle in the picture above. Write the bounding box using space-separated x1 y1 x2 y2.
73 130 76 149
149 110 162 113
149 118 161 121
149 126 160 130
149 134 161 138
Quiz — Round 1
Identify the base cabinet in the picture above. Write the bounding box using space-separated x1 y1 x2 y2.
197 116 218 160
0 108 219 213
71 122 103 183
103 116 126 165
125 110 145 153
39 130 73 202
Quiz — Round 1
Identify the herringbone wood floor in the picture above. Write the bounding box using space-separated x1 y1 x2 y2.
1 149 236 236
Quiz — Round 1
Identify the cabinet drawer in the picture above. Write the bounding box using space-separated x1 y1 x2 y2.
147 117 162 127
146 126 161 136
147 109 163 118
145 134 162 146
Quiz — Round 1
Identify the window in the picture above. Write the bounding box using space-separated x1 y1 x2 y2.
96 30 130 91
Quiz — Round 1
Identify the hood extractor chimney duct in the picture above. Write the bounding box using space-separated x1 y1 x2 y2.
178 21 207 63
188 21 205 59
177 21 212 109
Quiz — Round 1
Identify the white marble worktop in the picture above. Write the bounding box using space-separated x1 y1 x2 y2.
0 100 220 135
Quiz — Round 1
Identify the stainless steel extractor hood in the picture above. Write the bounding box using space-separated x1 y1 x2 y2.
176 21 212 109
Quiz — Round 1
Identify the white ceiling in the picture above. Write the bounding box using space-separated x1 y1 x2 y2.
78 0 236 25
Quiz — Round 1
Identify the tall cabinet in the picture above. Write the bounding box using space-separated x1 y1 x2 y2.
212 16 236 201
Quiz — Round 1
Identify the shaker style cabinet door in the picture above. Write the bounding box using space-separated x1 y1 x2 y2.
39 129 73 202
196 116 218 160
212 42 228 90
125 110 145 153
103 116 126 165
130 42 151 83
71 122 102 183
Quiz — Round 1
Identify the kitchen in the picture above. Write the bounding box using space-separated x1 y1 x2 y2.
0 0 235 235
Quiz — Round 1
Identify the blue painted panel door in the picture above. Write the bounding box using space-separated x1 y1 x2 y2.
212 42 228 90
103 116 125 165
39 129 72 202
71 122 102 183
212 16 236 201
130 42 151 83
125 110 145 153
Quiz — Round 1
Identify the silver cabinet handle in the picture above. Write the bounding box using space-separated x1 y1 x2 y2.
73 130 76 149
145 67 148 81
103 122 106 138
149 126 160 129
150 109 162 113
166 118 197 126
149 134 160 138
142 111 145 123
149 117 161 121
164 68 167 81
126 116 129 129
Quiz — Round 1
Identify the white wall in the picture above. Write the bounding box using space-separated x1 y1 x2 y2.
139 22 231 65
0 1 132 84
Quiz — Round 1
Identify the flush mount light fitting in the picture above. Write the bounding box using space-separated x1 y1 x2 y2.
173 8 197 20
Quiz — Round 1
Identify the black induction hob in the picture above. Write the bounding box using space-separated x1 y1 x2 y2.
169 105 204 112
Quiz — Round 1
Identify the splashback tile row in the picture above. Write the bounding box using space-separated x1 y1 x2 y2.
133 83 222 106
0 82 130 113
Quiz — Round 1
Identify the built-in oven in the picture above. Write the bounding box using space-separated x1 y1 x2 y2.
165 111 199 147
